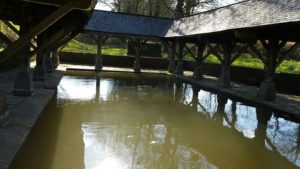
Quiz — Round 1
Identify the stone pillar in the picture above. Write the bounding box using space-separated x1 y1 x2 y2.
0 95 9 126
133 40 142 73
13 6 34 96
167 41 176 74
95 34 103 72
33 33 46 81
193 42 206 79
51 48 60 69
175 41 184 76
258 40 279 101
45 50 54 73
219 42 235 88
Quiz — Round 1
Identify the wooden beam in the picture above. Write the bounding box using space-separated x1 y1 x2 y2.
276 42 300 67
0 2 74 64
208 44 224 64
30 24 77 57
0 31 12 45
184 44 197 60
230 44 249 64
248 44 267 64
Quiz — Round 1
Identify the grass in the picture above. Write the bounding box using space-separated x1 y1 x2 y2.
62 39 128 56
63 39 300 74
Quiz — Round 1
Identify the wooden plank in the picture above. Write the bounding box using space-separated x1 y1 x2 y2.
0 2 74 63
276 42 300 67
2 21 37 43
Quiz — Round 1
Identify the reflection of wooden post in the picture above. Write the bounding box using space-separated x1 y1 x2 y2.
175 41 184 76
13 4 33 96
95 77 100 103
191 86 200 110
256 108 272 146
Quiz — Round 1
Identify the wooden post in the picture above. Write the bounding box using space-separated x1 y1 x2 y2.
175 40 184 76
258 40 280 101
33 33 46 81
95 34 103 72
45 49 54 73
193 41 206 79
133 39 142 73
13 4 34 96
51 48 60 68
164 40 176 74
94 35 108 72
249 40 299 101
0 0 5 16
219 42 235 88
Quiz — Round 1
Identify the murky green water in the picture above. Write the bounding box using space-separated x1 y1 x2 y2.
10 72 300 169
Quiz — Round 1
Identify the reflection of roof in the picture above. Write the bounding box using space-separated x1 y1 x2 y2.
85 0 300 38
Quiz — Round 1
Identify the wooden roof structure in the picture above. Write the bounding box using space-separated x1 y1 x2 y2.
85 0 300 41
0 0 97 65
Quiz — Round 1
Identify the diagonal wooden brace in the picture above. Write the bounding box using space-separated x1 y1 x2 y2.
0 2 74 63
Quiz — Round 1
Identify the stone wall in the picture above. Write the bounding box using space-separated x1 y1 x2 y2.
59 52 300 96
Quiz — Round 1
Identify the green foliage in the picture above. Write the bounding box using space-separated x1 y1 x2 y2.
63 39 96 54
62 39 128 56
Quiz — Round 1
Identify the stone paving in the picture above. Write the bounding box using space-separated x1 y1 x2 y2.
0 68 64 169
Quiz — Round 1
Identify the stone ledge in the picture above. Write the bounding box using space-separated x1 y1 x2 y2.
0 68 64 169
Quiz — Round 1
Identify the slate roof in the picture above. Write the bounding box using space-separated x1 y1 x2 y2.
85 10 173 37
85 0 300 38
165 0 300 37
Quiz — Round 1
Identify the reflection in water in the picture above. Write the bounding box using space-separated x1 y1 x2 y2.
267 116 300 167
82 122 218 169
11 73 300 169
